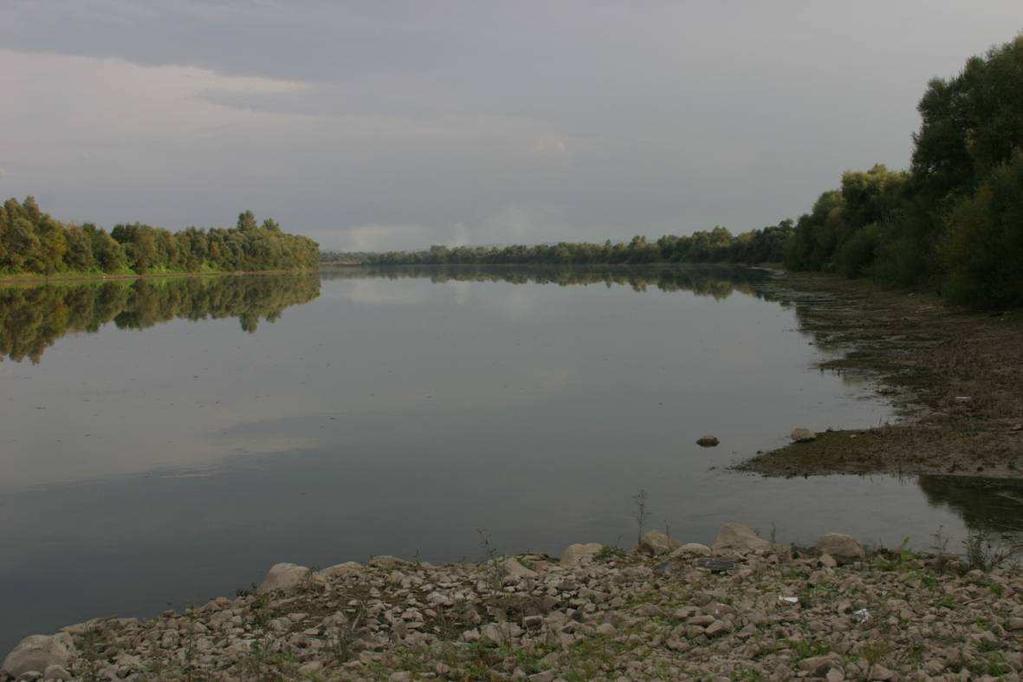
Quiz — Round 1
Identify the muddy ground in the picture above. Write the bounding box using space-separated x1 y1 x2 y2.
738 272 1023 478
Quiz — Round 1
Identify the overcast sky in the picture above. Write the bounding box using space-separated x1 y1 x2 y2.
1 1 1020 250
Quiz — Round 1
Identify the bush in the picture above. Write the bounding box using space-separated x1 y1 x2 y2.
834 223 881 278
941 154 1023 308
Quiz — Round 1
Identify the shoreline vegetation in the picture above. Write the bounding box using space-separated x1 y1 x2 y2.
0 199 319 280
324 35 1023 312
5 524 1022 681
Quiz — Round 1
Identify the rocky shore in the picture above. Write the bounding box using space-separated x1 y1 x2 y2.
4 524 1022 681
741 273 1023 479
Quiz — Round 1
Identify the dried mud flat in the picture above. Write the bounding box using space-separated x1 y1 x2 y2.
739 273 1023 479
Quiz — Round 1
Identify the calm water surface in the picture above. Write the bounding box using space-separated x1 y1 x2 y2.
1 266 1021 651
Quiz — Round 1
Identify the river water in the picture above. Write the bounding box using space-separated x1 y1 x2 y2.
1 266 1020 652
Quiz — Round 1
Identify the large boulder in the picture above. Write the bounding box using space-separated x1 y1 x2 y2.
712 523 772 555
637 531 681 556
816 533 865 564
257 562 310 594
559 543 603 567
2 634 73 678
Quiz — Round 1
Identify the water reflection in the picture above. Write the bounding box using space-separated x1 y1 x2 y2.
0 274 320 363
320 264 774 299
918 475 1023 533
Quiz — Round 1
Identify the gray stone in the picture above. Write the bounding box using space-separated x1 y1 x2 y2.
791 427 817 443
368 555 406 569
712 523 772 555
502 557 538 579
2 635 72 679
559 543 603 567
816 533 865 564
695 557 737 573
257 562 310 594
670 543 712 558
316 562 363 579
43 665 71 681
638 531 681 555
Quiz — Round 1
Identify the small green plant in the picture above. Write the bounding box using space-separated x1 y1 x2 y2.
596 544 627 561
788 639 830 660
963 529 1022 572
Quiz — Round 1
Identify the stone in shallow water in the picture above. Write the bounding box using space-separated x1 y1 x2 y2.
695 557 737 573
696 435 720 447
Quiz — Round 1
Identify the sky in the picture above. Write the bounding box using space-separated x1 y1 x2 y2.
0 1 1020 251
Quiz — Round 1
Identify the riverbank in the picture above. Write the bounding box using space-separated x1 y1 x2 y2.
739 272 1023 479
4 524 1020 681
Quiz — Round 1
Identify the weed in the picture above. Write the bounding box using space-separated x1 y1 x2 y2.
963 529 1023 572
632 489 649 545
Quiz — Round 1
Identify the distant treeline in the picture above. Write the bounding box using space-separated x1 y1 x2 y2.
0 274 320 363
323 223 793 269
326 35 1023 309
0 199 319 277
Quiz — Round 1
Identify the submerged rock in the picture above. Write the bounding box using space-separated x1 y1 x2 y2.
696 435 720 447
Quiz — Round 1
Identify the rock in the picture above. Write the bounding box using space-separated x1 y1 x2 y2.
696 435 720 447
316 561 363 579
559 543 603 567
800 654 842 675
368 555 406 569
819 553 838 568
704 620 729 638
480 622 522 645
695 557 737 573
2 635 72 679
43 665 71 681
502 557 538 579
791 427 817 443
868 664 896 681
638 531 681 555
816 533 865 564
712 523 772 555
670 543 712 558
826 669 845 682
257 562 310 594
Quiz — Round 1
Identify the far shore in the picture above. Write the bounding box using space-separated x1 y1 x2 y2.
0 268 318 287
